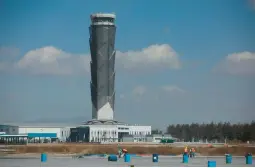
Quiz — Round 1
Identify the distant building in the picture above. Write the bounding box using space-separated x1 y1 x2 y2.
18 125 73 142
0 124 24 145
0 124 18 135
152 134 173 143
69 121 151 143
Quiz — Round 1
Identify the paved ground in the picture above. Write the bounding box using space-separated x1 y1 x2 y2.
0 156 254 167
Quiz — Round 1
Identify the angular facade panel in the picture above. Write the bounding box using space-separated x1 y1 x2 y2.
89 14 116 120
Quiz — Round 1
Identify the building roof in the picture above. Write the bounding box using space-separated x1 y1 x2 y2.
90 13 116 19
0 124 18 127
21 126 75 128
0 134 28 137
2 122 77 128
82 119 125 125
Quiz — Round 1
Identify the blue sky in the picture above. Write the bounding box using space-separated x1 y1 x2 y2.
0 0 255 130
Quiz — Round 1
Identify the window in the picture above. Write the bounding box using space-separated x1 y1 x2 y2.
93 17 114 23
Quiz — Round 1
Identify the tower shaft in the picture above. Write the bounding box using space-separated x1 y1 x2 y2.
89 13 116 120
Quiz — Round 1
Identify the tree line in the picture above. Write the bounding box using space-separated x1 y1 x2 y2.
155 121 255 143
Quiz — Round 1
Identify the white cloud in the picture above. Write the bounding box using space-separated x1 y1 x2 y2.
128 85 185 102
131 85 185 97
119 94 125 99
226 52 255 62
0 44 180 75
213 52 255 75
15 46 90 75
116 44 180 70
132 86 147 96
161 85 185 93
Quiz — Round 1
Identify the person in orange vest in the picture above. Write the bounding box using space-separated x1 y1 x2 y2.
122 148 128 157
118 148 128 158
122 148 128 154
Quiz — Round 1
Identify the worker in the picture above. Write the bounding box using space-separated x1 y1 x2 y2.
118 148 128 158
184 146 188 155
117 144 122 158
118 148 122 158
189 148 192 158
122 148 128 156
191 147 195 158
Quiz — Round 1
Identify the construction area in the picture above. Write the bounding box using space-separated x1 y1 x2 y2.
1 143 255 155
0 155 254 167
1 143 255 166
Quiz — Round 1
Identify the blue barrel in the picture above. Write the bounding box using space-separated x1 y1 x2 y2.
208 161 216 167
108 155 117 162
226 154 232 164
246 154 252 165
124 154 131 162
152 154 158 162
41 153 47 162
183 153 188 163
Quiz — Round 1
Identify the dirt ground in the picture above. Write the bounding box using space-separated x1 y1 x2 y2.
4 143 255 156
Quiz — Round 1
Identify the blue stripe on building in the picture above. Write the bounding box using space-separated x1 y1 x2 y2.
28 133 57 138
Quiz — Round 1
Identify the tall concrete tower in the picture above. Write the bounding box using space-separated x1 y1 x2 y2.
89 13 116 121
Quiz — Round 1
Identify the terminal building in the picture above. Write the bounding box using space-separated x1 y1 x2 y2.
70 120 151 143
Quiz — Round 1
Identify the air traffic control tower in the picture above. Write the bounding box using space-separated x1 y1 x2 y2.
89 13 116 121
